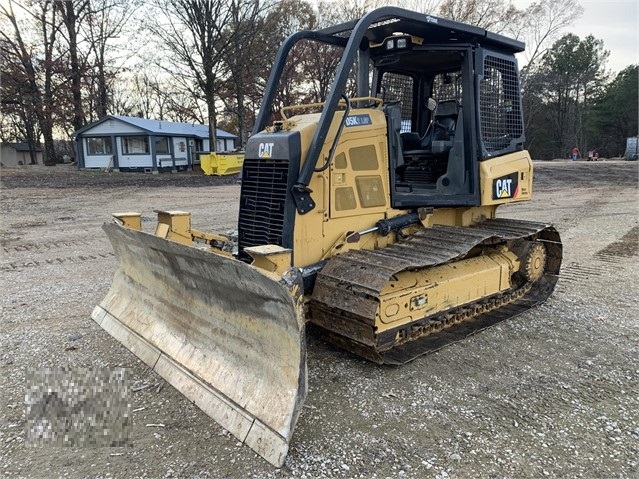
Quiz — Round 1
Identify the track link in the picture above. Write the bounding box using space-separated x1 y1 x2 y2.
310 218 563 364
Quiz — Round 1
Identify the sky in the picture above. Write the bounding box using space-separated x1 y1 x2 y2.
514 0 639 74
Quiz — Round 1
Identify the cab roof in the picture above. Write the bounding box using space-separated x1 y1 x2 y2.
318 8 525 54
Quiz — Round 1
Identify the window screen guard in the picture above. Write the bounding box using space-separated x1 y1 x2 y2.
478 52 524 155
380 72 414 133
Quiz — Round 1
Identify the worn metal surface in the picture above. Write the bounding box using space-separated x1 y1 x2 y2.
311 218 562 363
92 223 307 467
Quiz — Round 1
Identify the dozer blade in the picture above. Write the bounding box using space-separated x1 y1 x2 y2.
92 222 307 467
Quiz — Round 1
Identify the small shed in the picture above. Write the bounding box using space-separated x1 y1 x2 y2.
0 143 44 166
72 116 238 172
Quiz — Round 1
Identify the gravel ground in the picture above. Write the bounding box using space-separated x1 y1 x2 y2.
1 160 637 478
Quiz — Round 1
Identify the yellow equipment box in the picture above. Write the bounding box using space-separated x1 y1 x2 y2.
200 152 244 176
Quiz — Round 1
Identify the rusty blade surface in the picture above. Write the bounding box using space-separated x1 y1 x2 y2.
92 222 307 467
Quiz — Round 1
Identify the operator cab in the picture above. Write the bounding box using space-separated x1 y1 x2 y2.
368 34 525 208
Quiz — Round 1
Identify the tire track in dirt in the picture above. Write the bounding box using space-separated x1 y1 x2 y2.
559 196 606 229
556 262 601 294
2 239 92 254
595 225 639 260
1 252 115 272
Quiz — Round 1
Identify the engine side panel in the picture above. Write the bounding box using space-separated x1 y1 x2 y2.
479 151 533 205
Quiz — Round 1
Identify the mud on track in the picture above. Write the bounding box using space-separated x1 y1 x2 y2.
1 160 638 478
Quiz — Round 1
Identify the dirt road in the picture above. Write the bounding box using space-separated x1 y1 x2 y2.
1 160 637 478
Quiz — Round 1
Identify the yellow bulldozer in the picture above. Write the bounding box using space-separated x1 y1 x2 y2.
92 7 562 467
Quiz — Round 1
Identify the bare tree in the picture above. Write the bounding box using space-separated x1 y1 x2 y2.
83 0 140 120
511 0 584 74
0 0 63 163
510 0 584 135
146 0 245 151
219 0 276 146
256 0 318 120
53 0 91 131
0 41 42 161
323 0 441 20
438 0 519 33
329 0 385 20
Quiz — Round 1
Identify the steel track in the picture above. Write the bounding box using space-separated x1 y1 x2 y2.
310 218 563 364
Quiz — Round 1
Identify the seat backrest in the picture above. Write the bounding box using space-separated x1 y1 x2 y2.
433 99 459 118
411 99 459 150
432 100 459 141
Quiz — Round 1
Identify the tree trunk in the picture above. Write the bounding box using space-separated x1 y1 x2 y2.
235 83 246 147
208 90 218 152
55 0 86 130
96 46 109 118
41 120 57 164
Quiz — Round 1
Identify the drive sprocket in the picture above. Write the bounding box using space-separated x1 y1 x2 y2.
523 242 547 282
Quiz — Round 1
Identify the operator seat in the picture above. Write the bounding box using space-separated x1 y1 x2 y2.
402 99 460 157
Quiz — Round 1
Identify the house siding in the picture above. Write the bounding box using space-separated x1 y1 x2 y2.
85 120 145 135
84 153 113 168
1 146 19 166
156 137 189 169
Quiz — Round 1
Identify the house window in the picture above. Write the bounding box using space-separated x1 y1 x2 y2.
86 137 112 155
123 136 149 154
155 137 170 154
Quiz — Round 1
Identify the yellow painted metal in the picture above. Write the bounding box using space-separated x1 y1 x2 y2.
479 151 533 205
279 102 510 267
280 96 383 120
420 206 498 228
245 245 294 274
92 222 307 467
253 106 396 267
327 109 389 220
376 249 520 333
200 152 244 176
261 113 324 268
154 210 192 245
285 107 400 266
112 212 142 230
190 229 231 245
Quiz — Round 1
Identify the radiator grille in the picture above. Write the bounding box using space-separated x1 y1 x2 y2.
238 158 290 253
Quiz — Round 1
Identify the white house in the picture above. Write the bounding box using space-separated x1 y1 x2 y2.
72 116 238 172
